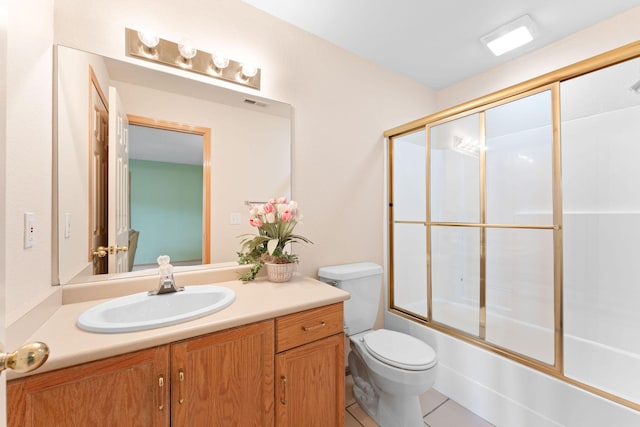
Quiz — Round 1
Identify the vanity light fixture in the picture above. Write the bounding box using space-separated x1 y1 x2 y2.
480 15 537 56
125 28 261 90
212 53 230 70
241 63 258 79
137 31 160 50
177 38 198 61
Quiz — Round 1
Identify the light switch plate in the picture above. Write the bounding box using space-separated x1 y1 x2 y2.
24 212 35 248
230 213 242 225
64 212 72 238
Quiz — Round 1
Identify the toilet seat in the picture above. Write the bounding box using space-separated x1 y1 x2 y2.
363 329 436 371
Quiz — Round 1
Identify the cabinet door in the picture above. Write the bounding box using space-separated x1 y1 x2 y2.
7 346 170 427
171 320 275 426
275 333 344 427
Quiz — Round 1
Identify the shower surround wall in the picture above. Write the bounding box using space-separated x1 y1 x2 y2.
561 99 640 404
387 54 640 427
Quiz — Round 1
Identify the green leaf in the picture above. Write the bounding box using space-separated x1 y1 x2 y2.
267 238 279 255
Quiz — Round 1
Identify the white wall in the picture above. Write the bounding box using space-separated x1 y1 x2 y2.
50 0 436 287
4 0 55 323
4 0 435 316
388 7 640 426
562 104 640 404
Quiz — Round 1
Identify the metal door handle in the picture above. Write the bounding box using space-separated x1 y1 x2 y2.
0 342 49 374
92 246 109 258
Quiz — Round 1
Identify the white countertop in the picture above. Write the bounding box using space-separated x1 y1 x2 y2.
9 276 349 380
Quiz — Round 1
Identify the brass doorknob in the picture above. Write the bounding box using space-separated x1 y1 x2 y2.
115 245 128 253
92 246 109 258
0 342 49 374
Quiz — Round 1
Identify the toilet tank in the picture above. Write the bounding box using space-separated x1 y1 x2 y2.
317 262 383 335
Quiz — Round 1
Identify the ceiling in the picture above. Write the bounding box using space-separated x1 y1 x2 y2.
129 125 203 165
242 0 640 89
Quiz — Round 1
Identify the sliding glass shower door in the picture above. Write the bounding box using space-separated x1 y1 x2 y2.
387 42 640 411
391 87 558 366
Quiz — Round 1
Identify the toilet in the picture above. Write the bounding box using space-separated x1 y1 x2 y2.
318 262 437 427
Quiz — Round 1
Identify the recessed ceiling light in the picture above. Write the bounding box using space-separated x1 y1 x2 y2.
481 15 537 56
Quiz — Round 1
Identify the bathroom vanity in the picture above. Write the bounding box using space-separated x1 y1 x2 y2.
6 275 348 426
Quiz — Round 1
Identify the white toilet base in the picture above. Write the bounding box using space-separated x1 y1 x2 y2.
349 348 429 427
351 383 424 427
376 392 424 427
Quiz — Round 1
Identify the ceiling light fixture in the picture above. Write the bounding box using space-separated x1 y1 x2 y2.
480 15 537 56
125 28 261 90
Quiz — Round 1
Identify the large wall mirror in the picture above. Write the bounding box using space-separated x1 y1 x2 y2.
55 45 292 285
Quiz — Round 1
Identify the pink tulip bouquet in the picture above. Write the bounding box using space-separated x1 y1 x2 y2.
238 197 312 282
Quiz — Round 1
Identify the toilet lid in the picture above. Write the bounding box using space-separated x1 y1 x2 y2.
363 329 436 371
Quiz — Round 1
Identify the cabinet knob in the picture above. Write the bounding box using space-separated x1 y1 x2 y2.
0 342 49 374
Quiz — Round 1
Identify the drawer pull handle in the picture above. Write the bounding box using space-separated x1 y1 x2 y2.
178 369 185 404
158 375 165 411
280 375 287 405
302 321 326 332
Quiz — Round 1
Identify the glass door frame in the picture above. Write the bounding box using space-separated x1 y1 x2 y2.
385 41 640 412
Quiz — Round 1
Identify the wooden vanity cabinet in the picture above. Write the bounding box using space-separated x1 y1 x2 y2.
7 346 170 427
275 303 345 427
171 319 274 426
7 320 273 427
7 304 345 427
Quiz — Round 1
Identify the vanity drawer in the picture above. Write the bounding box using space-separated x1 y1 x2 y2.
276 303 343 352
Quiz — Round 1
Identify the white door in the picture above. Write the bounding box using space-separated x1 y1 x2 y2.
1 0 8 422
107 86 130 273
0 256 6 425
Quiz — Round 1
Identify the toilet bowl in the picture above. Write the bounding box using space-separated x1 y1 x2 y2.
348 329 436 427
317 262 438 427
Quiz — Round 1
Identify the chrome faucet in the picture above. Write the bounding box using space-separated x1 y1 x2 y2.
149 255 184 295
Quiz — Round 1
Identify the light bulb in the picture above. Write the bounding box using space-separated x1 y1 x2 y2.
241 63 258 78
178 39 197 60
137 31 160 49
212 54 230 69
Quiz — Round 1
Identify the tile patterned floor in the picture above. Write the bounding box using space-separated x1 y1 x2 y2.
345 375 494 427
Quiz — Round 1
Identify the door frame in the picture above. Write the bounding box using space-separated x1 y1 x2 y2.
87 66 109 266
127 115 211 265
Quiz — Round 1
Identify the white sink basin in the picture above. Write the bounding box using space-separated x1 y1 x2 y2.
77 285 235 333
